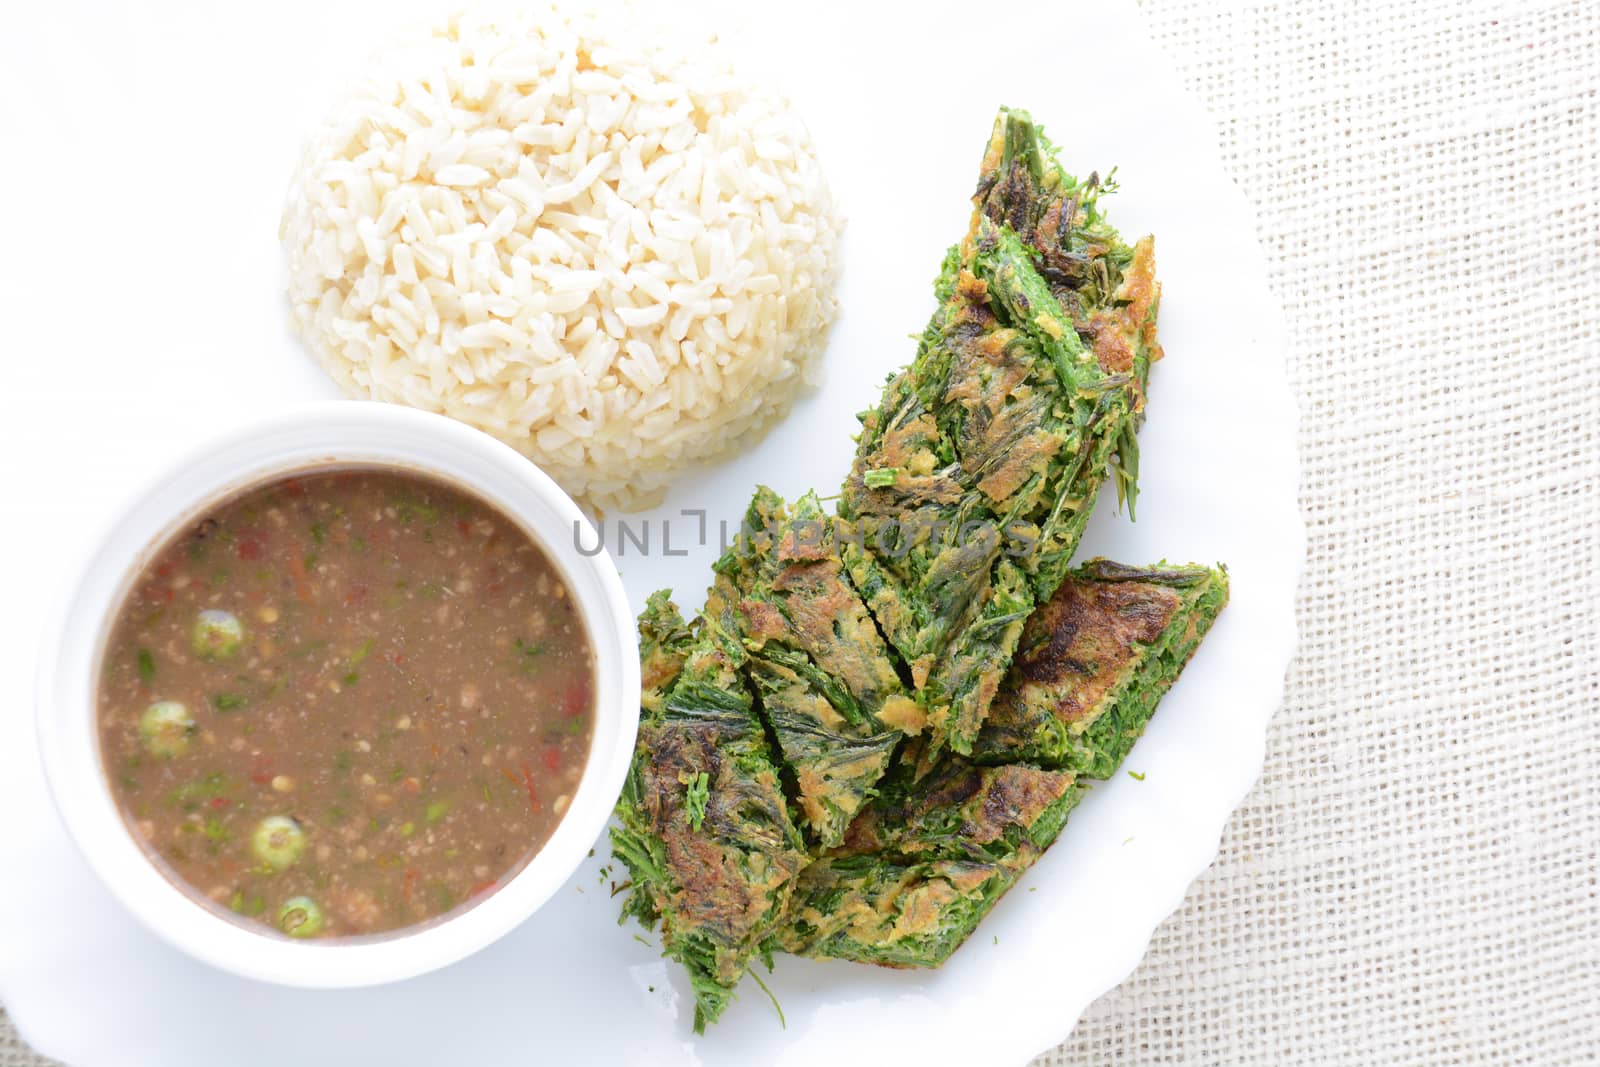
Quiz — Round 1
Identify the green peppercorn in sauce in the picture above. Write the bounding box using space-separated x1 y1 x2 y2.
98 468 595 938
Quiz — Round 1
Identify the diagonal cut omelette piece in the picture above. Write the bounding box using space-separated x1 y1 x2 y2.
769 758 1079 968
707 487 920 848
972 560 1229 776
841 109 1156 754
610 601 808 1032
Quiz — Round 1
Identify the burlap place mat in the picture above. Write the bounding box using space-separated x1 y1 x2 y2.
1036 0 1600 1062
5 0 1597 1063
0 1010 57 1067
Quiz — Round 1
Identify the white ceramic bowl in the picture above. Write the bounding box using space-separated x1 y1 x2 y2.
34 402 640 988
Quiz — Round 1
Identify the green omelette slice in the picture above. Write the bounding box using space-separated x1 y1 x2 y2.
972 560 1229 775
769 758 1080 968
706 487 921 848
838 756 1084 862
840 108 1156 755
638 589 694 715
610 600 808 1032
837 249 1080 756
972 107 1164 521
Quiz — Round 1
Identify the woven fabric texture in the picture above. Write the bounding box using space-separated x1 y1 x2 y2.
5 0 1597 1063
1036 0 1600 1062
0 1011 53 1067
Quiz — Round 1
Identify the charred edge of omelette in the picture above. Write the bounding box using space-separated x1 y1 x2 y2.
972 561 1229 776
839 758 1080 862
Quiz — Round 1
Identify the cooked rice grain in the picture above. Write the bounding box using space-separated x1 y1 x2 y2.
281 8 841 510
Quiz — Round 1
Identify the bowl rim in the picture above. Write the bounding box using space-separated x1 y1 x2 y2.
34 401 640 988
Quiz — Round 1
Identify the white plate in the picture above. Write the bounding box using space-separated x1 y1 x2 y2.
0 0 1300 1063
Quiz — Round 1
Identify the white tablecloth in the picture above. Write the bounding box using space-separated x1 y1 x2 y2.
6 0 1597 1062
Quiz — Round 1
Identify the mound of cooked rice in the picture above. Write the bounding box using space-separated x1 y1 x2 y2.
281 8 841 511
